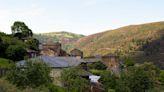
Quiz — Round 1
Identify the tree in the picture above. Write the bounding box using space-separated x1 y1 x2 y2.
89 70 116 91
61 67 89 92
88 61 107 70
123 62 159 92
0 33 9 57
124 57 134 67
0 32 26 59
115 78 130 92
6 60 52 88
11 21 33 40
0 78 20 92
5 45 27 61
99 71 116 91
0 37 4 57
25 38 39 50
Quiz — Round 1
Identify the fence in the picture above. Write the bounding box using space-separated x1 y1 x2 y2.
0 68 9 77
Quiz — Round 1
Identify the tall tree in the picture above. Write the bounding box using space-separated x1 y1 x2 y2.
11 21 33 40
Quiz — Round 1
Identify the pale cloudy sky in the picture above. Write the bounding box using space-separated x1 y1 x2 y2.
0 0 164 35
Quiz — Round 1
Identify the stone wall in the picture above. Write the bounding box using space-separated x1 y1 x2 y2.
101 55 120 75
40 43 62 56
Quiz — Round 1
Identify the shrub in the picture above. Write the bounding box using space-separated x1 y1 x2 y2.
0 79 64 92
0 78 20 92
88 61 107 70
124 57 134 67
115 78 130 92
90 69 116 91
108 89 115 92
61 67 89 92
159 70 164 84
47 84 65 92
122 62 159 92
6 60 52 88
99 70 116 91
89 69 103 75
146 86 164 92
5 45 27 61
0 58 13 68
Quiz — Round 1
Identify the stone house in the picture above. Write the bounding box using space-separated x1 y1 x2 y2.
84 54 120 75
17 56 86 86
101 54 120 75
26 49 38 58
39 42 68 56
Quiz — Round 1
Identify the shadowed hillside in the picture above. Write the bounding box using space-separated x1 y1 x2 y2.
75 22 164 68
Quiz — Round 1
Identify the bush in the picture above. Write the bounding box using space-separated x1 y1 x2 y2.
146 86 164 92
124 57 134 67
61 67 89 92
6 60 52 88
88 61 107 70
121 62 159 92
0 78 49 92
22 86 50 92
115 78 130 92
89 69 103 75
159 70 164 84
90 69 116 91
90 62 161 92
100 70 116 91
0 78 20 92
25 38 39 50
47 84 65 92
5 45 27 61
108 89 115 92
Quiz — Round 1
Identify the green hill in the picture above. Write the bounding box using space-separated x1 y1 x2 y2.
75 22 164 68
34 31 85 51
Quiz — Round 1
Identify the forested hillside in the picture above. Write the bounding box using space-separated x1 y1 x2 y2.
75 22 164 68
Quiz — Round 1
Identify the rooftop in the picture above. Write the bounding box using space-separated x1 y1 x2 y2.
17 56 86 68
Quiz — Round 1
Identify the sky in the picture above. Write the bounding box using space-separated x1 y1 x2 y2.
0 0 164 35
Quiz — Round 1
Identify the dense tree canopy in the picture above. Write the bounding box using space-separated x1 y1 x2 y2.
11 21 33 40
5 45 26 61
116 62 159 92
0 21 39 62
0 32 27 61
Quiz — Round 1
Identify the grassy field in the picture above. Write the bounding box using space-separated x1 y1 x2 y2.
0 58 12 68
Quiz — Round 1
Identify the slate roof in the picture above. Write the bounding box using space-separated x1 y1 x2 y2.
17 56 86 68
